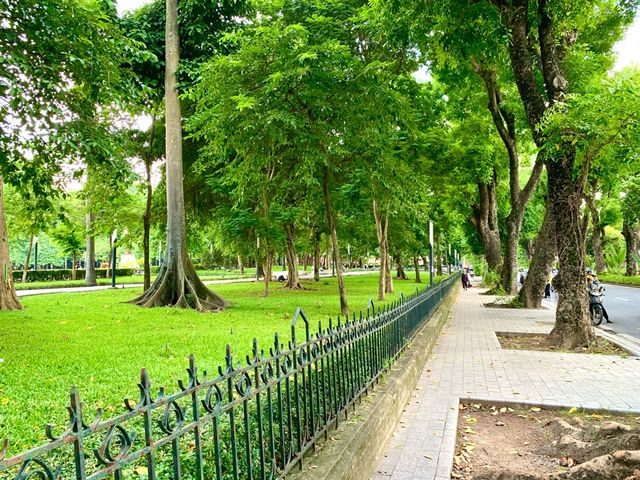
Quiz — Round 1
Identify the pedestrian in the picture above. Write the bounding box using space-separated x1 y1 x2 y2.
544 271 552 298
461 270 469 291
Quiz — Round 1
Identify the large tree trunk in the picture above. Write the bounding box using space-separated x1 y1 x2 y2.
0 179 21 310
132 0 227 312
143 158 152 292
312 226 320 282
546 156 594 348
283 223 303 289
395 253 407 280
237 254 244 274
385 252 394 293
142 115 156 292
322 167 348 316
373 200 389 300
422 255 429 272
413 256 422 283
22 233 34 283
436 233 443 276
622 220 639 276
472 60 544 295
519 203 556 308
85 210 97 286
494 0 593 347
501 217 520 294
71 252 77 281
471 173 502 272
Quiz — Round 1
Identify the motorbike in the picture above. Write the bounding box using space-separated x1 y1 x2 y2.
588 280 608 326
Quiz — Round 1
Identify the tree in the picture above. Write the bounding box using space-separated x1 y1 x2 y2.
132 0 228 311
0 0 131 309
388 0 637 347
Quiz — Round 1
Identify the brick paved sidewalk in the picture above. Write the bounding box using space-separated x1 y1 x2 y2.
373 285 640 480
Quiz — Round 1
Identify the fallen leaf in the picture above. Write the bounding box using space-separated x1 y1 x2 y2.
530 407 542 412
133 466 148 476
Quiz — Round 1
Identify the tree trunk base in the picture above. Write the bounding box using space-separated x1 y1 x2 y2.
131 254 228 312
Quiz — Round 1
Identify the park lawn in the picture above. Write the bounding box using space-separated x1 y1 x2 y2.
0 273 434 454
13 269 257 290
599 273 640 288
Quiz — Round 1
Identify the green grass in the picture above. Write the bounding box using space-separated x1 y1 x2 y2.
599 273 640 288
0 273 435 454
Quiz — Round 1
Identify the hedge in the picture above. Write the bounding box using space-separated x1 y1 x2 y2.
13 268 136 283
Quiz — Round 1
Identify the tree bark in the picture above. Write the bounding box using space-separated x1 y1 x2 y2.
436 232 443 276
519 203 556 308
0 179 21 310
237 254 244 274
471 60 545 294
22 233 34 283
322 167 348 316
85 210 97 286
585 195 607 274
132 0 227 312
71 252 77 281
622 220 639 276
312 226 320 282
373 199 389 300
283 223 303 289
385 252 394 293
471 172 502 272
493 0 594 347
413 256 422 283
142 114 156 293
546 156 594 348
395 253 407 279
422 255 429 272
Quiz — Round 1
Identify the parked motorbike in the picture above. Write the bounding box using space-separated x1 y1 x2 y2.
588 281 608 326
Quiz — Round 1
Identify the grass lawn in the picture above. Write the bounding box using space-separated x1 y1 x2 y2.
599 273 640 288
0 273 436 454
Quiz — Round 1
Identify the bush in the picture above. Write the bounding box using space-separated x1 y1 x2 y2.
13 268 135 283
483 269 506 294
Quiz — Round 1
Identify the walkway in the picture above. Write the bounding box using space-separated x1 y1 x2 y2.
373 285 640 480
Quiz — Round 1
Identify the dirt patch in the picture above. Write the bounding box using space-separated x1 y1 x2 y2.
453 403 640 480
497 333 629 356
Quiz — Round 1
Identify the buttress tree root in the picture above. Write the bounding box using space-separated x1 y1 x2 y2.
131 254 228 312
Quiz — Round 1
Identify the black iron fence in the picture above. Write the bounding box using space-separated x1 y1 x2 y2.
0 275 458 480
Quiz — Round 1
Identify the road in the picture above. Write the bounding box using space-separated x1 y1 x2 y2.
545 283 640 341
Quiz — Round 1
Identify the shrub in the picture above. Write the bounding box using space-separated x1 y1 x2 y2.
13 268 135 283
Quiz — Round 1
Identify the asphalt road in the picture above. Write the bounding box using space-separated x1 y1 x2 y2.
545 283 640 341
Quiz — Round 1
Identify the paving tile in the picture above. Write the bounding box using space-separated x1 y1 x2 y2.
371 284 640 479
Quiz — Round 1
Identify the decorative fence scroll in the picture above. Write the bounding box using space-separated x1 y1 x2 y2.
0 274 458 480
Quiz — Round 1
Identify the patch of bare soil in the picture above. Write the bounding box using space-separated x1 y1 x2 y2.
497 333 629 355
453 403 640 480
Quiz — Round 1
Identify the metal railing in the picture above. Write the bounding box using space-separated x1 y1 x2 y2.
0 274 458 480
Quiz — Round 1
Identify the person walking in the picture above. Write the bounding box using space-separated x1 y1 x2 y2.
461 270 469 291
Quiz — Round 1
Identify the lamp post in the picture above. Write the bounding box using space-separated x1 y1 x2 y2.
429 221 434 287
33 236 39 272
111 229 118 288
